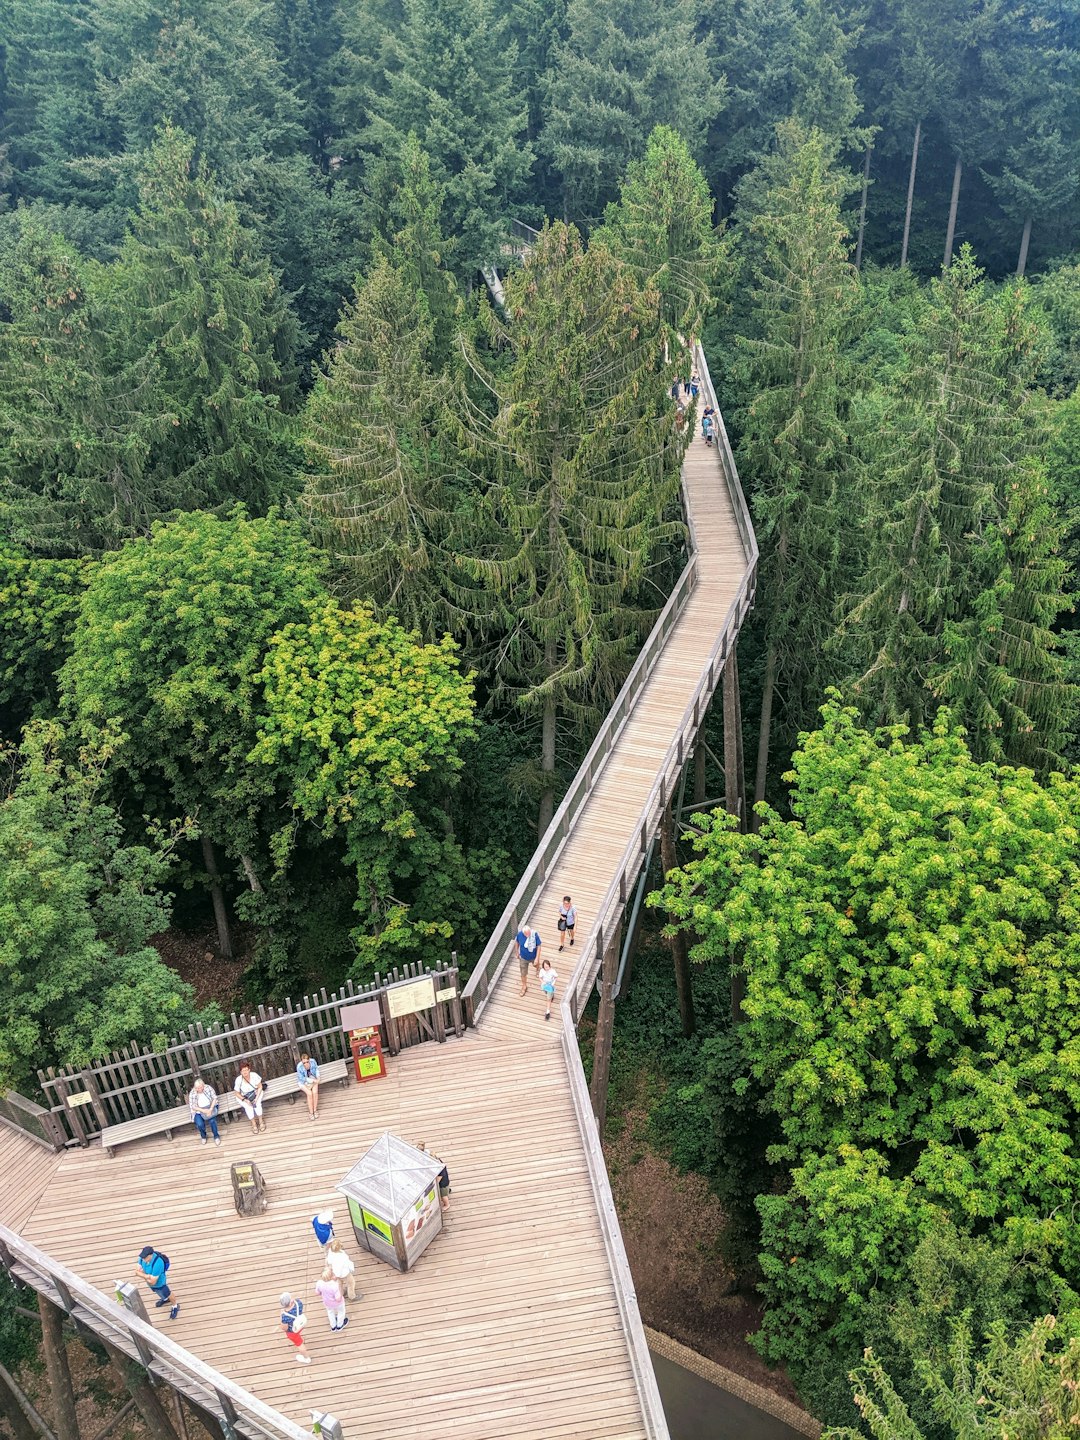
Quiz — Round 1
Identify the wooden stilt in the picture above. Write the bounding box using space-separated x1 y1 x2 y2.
692 735 707 805
39 1298 80 1440
100 1340 181 1440
723 655 743 829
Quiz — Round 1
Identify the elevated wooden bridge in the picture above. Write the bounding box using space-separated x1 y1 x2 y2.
0 342 756 1440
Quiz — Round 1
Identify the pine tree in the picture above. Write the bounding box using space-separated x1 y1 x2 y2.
843 249 1074 766
591 125 728 347
732 123 859 808
114 125 300 513
0 216 168 553
350 0 533 276
300 257 446 636
454 222 684 832
541 0 723 226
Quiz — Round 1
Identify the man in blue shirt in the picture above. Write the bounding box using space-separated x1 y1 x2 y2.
136 1246 179 1320
515 925 541 996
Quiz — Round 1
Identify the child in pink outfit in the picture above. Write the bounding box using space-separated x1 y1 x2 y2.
314 1269 348 1331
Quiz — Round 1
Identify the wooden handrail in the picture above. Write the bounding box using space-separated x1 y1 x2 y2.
0 1226 311 1440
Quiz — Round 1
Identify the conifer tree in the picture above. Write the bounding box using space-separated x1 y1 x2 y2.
300 257 445 636
842 250 1073 767
349 0 533 276
734 124 858 808
455 222 684 832
591 125 727 346
115 126 300 513
541 0 723 226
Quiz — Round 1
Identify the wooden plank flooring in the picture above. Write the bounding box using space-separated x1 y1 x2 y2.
0 1127 62 1232
4 421 751 1440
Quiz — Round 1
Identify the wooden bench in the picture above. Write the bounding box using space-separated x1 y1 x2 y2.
100 1059 351 1156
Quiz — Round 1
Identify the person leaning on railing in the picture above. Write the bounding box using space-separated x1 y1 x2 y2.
188 1078 221 1147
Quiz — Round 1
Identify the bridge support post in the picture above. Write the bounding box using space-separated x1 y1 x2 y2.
39 1297 80 1440
100 1338 182 1440
590 926 621 1136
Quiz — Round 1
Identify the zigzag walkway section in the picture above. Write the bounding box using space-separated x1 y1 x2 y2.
0 355 755 1440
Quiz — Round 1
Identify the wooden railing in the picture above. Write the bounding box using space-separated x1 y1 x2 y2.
36 963 463 1148
0 1226 311 1440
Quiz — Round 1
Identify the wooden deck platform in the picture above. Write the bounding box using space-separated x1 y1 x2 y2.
1 417 751 1440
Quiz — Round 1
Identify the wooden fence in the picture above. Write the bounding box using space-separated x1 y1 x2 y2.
36 962 462 1148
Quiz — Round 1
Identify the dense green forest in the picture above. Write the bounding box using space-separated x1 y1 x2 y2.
4 0 1080 1432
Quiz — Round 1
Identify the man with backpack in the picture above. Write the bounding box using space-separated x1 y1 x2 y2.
136 1246 179 1320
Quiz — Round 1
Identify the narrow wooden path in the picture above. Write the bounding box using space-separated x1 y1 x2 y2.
1 399 752 1440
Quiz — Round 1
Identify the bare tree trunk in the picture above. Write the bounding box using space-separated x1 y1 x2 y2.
538 686 556 837
0 1361 51 1440
101 1344 180 1440
660 803 695 1037
589 927 620 1134
200 834 233 960
752 646 777 829
900 120 921 267
38 1299 79 1440
1016 216 1033 278
723 653 746 831
239 855 263 893
692 735 707 805
943 156 962 269
855 140 872 271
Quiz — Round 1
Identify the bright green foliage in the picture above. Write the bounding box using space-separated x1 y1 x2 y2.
60 512 327 870
592 125 728 345
300 257 447 637
825 1314 1080 1440
843 250 1073 768
115 126 301 513
654 697 1080 1414
0 216 170 552
0 549 92 737
0 721 198 1092
733 123 858 801
455 221 684 830
541 0 723 225
347 0 533 275
252 598 477 966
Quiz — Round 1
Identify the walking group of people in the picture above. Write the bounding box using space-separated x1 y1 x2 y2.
186 1053 324 1145
515 894 576 1019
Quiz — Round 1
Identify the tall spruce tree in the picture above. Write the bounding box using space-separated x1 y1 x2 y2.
455 222 684 832
541 0 723 227
591 125 728 347
842 249 1073 766
114 126 300 514
734 124 858 808
348 0 533 276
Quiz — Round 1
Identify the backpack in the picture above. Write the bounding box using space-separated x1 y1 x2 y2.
152 1251 170 1271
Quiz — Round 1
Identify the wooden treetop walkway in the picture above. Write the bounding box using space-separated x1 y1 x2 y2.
0 348 756 1440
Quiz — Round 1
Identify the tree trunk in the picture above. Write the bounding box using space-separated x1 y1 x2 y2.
660 803 695 1038
752 646 777 828
1016 216 1032 278
943 156 962 269
589 926 620 1135
538 685 556 837
854 139 872 271
0 1361 51 1440
39 1299 79 1440
900 120 921 267
723 653 745 831
239 854 263 893
200 833 233 960
692 734 707 805
100 1345 180 1440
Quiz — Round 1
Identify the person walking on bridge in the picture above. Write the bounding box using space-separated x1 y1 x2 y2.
136 1246 179 1320
515 924 541 995
557 896 576 951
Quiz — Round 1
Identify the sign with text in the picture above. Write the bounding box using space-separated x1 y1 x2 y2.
386 975 437 1019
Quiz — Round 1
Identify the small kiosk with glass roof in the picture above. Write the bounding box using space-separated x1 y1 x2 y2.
336 1132 445 1273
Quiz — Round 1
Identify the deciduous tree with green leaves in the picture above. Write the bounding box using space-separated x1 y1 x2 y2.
60 511 328 958
654 696 1080 1421
252 598 477 971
